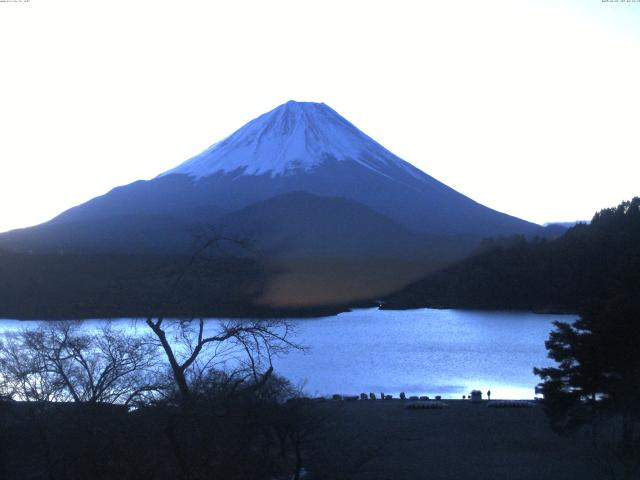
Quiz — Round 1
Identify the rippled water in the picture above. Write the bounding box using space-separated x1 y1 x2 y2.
0 308 574 399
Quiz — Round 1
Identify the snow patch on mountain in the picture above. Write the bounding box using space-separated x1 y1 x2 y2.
160 101 426 181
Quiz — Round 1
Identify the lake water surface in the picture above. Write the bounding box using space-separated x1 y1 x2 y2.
0 308 575 400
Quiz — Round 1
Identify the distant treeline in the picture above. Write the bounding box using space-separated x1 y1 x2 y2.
0 251 270 319
0 249 358 319
383 197 640 311
0 311 330 479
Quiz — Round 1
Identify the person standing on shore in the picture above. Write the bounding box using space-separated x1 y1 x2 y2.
487 390 491 401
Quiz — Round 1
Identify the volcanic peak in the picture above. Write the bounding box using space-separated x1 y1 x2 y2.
160 100 422 180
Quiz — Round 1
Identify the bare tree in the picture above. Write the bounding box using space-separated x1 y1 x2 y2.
0 331 60 402
145 317 301 406
0 321 162 406
137 232 309 480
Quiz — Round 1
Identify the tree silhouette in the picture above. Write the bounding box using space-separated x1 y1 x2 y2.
535 298 640 477
0 321 161 405
145 317 300 406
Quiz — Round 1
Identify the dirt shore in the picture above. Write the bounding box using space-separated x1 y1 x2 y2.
306 399 606 480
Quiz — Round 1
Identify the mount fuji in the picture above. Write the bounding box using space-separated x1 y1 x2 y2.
0 101 540 254
0 101 551 310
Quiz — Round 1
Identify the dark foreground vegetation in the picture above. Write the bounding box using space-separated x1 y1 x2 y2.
0 395 628 480
0 382 317 480
1 314 637 479
384 197 640 312
0 319 320 480
535 297 640 479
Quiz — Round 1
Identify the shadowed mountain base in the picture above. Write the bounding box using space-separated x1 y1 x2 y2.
258 257 446 308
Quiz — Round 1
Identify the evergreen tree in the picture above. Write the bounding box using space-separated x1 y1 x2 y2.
535 297 640 477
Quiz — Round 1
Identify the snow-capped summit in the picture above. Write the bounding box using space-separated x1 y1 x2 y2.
161 100 422 181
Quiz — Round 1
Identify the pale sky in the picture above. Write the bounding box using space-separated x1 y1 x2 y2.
1 0 639 233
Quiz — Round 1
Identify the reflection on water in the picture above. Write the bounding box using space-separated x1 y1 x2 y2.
268 308 573 400
0 308 574 400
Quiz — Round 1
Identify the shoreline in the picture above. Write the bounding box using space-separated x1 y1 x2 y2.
308 396 602 479
299 396 541 404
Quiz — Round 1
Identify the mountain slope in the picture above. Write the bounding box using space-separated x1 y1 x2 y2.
216 191 429 258
158 100 540 237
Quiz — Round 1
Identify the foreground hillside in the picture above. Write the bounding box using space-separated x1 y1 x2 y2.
383 198 640 311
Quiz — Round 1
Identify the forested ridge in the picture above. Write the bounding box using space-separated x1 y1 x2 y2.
383 197 640 311
0 251 271 319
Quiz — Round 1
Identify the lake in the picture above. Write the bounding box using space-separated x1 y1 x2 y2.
0 308 574 400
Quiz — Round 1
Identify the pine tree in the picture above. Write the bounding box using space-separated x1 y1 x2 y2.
535 298 640 477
